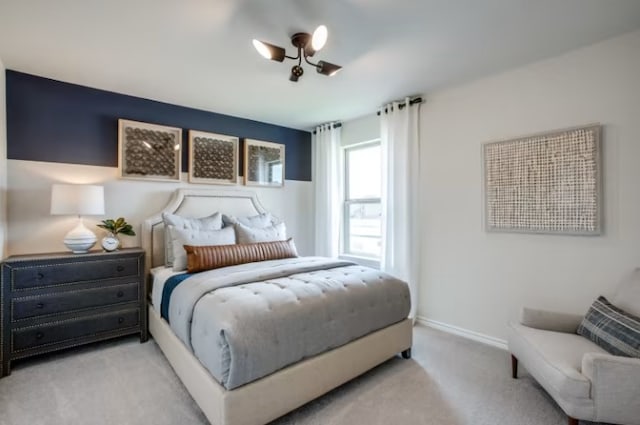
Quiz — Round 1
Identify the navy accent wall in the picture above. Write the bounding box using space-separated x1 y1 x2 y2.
6 70 312 181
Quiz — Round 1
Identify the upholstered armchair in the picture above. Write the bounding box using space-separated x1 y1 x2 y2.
508 275 640 425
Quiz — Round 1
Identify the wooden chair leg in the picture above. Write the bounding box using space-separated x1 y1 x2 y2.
567 416 579 425
511 354 518 379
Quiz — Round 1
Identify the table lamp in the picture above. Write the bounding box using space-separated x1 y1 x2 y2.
50 184 105 253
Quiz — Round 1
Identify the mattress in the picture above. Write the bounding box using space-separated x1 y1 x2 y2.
155 257 411 390
150 266 181 309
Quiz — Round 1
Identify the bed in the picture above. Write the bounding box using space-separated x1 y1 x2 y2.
142 188 413 425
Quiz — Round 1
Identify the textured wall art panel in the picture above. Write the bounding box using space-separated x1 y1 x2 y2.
244 139 285 187
189 130 238 185
118 119 182 181
483 124 601 235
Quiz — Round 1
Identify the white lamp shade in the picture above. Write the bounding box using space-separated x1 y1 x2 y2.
50 184 105 216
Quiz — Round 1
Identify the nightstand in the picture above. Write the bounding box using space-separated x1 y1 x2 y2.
1 248 146 377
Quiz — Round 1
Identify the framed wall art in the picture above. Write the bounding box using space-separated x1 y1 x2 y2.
483 124 602 235
188 130 238 185
244 139 285 187
118 119 182 182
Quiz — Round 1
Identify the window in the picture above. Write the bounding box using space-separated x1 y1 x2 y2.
343 141 382 260
268 162 283 184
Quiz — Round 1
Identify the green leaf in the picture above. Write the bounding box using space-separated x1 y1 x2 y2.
96 217 134 235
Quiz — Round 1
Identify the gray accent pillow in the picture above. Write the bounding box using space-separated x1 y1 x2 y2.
235 222 286 244
577 296 640 358
168 225 236 271
223 213 274 228
162 212 223 267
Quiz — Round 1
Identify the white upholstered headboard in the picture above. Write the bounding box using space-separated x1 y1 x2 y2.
142 188 267 275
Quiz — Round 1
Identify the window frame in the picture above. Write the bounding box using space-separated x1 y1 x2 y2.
341 140 382 266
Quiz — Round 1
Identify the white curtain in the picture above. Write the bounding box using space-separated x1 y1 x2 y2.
380 98 421 319
313 123 342 258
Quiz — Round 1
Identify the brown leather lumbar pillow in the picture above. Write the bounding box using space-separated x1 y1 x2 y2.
184 238 298 273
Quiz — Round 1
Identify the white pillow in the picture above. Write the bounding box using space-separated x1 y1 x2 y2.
162 212 223 266
235 222 286 244
223 213 274 229
168 225 235 271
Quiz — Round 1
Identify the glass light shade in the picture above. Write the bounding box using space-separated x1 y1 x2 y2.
50 184 105 216
253 39 272 59
252 39 286 62
316 60 342 76
311 25 328 51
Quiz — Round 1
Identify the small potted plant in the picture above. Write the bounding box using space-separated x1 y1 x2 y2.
97 217 136 252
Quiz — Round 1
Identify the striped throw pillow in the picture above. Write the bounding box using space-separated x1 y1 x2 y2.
577 296 640 358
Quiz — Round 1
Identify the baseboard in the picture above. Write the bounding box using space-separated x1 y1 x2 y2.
416 316 508 351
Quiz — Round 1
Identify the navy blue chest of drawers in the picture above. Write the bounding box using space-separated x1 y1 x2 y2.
1 248 147 377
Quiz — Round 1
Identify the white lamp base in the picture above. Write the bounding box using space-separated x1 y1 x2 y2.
63 218 97 253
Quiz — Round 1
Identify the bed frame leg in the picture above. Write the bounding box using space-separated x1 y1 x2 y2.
567 416 579 425
511 354 518 379
401 348 412 359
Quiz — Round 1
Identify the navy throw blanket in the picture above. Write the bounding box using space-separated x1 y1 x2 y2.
161 273 192 323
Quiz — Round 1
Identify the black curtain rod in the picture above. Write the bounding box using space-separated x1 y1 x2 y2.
312 122 342 134
312 97 422 133
376 97 423 115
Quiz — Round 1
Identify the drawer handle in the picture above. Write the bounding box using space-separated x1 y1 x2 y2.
116 291 124 298
118 317 125 324
36 332 44 340
36 302 45 309
116 265 125 272
36 272 44 280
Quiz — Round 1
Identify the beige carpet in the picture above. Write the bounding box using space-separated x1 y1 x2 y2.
0 325 604 425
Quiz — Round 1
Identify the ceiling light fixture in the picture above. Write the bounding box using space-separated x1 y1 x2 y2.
252 25 342 82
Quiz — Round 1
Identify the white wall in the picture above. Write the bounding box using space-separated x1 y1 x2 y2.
7 160 314 257
0 58 7 259
341 113 379 147
420 30 640 341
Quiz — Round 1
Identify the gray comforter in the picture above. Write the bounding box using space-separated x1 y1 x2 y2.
168 257 410 389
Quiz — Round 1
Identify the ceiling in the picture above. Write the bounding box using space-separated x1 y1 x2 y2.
1 0 639 130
